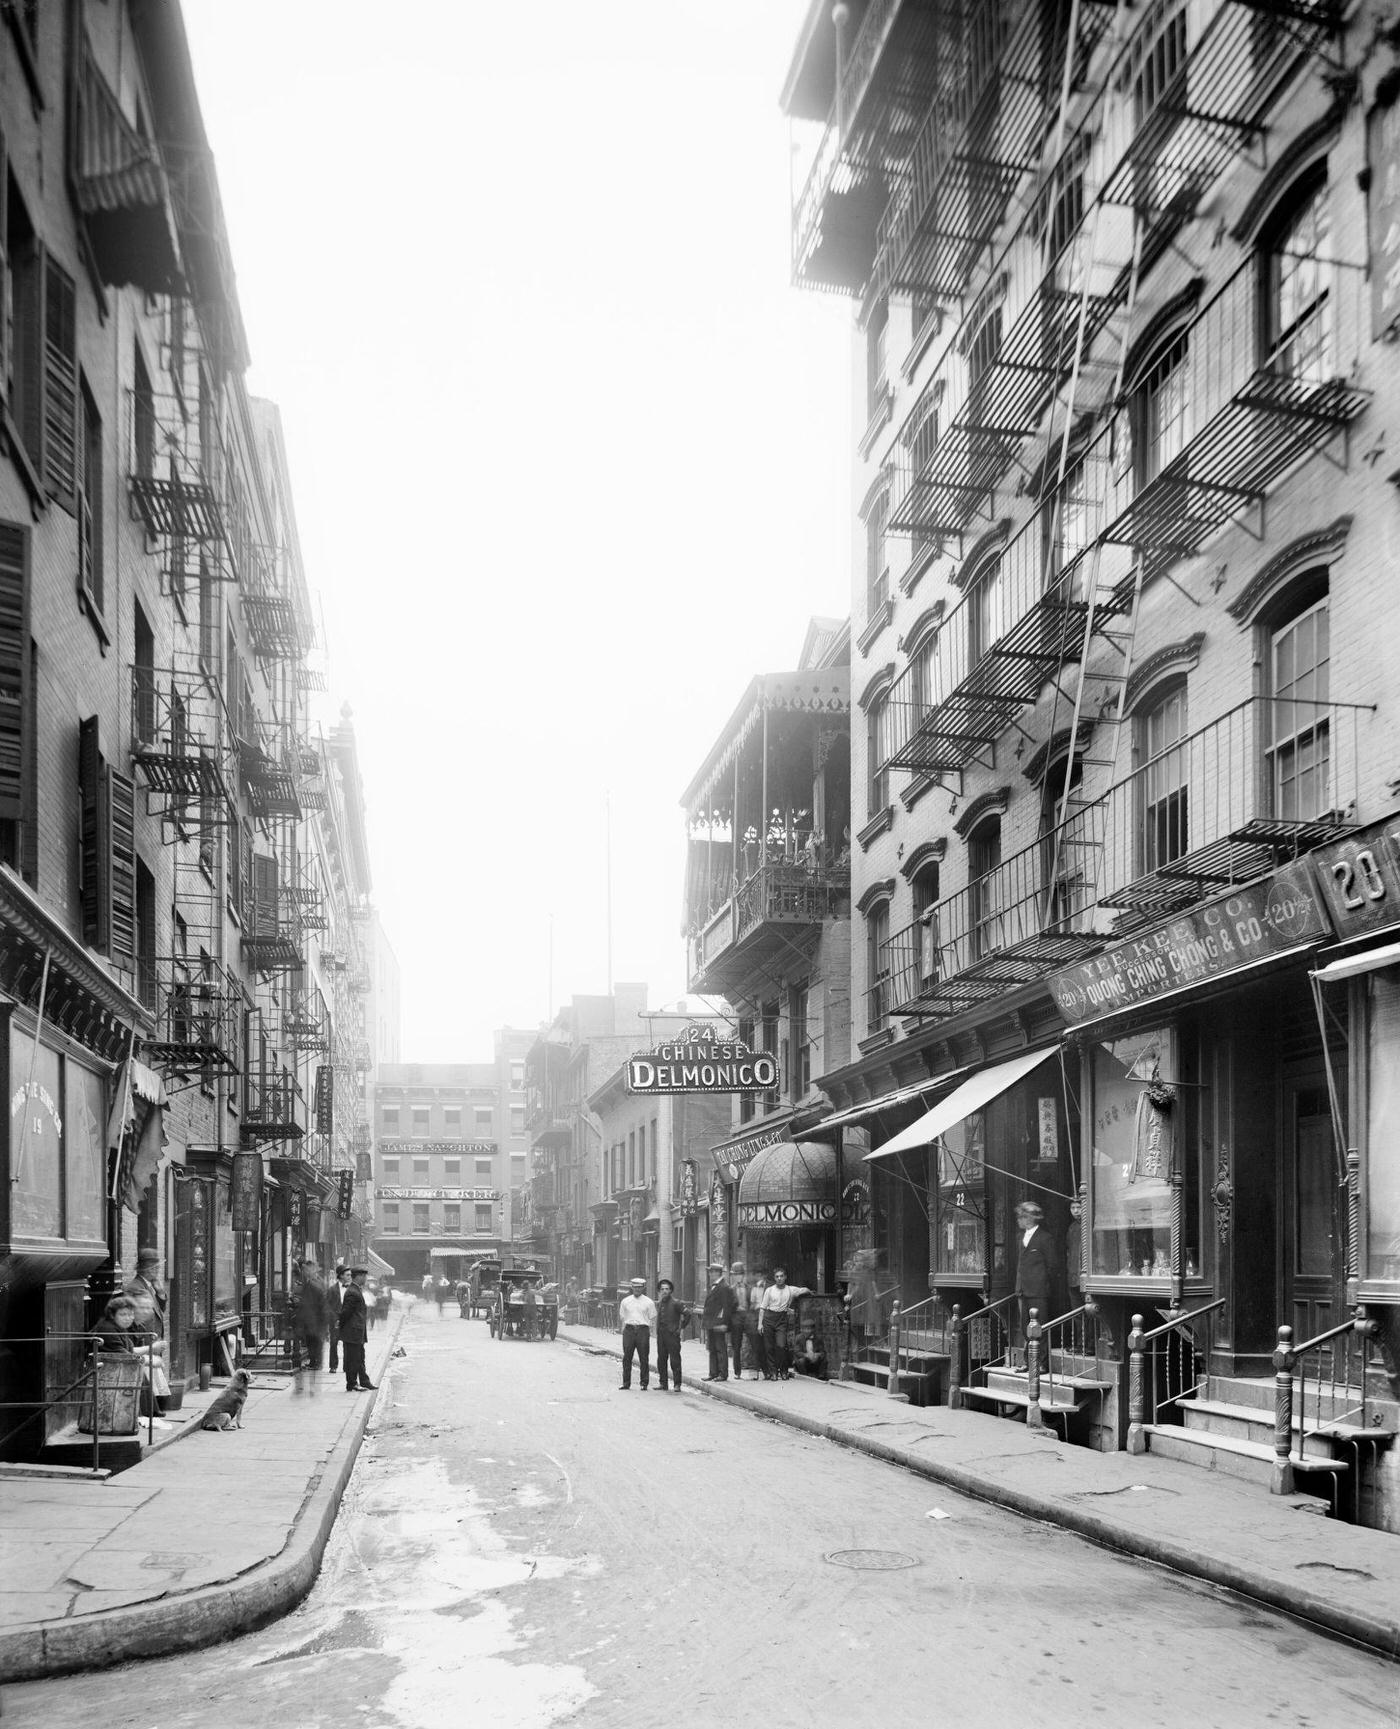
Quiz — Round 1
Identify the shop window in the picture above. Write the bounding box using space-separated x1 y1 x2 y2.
1267 591 1330 820
933 1113 986 1278
412 1203 430 1234
1365 968 1400 1285
1136 681 1189 873
1086 1028 1199 1280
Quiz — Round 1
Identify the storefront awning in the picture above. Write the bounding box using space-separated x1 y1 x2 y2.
866 1047 1057 1163
1312 938 1400 983
366 1248 396 1277
812 1068 975 1132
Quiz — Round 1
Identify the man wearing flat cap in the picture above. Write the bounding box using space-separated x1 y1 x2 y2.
700 1261 736 1381
617 1277 657 1390
338 1267 375 1393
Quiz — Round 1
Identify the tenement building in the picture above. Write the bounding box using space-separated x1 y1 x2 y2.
784 0 1400 1526
681 619 853 1292
0 1 379 1462
372 1032 533 1287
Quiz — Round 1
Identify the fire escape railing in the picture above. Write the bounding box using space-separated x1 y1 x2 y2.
242 1066 305 1144
236 715 303 820
883 251 1368 781
880 693 1367 1023
243 542 311 664
130 664 233 831
143 955 241 1074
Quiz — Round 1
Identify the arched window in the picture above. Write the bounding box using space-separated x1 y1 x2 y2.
866 897 891 1033
1267 578 1330 821
967 814 1002 961
1134 678 1189 874
1133 328 1191 488
1261 173 1331 387
969 547 1009 664
912 860 940 987
866 696 891 817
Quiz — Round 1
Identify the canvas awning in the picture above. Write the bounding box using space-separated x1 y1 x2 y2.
1312 939 1400 983
811 1067 975 1132
366 1248 396 1277
866 1047 1058 1163
106 1058 169 1211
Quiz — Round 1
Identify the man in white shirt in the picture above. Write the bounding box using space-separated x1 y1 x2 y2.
618 1277 658 1391
757 1267 810 1379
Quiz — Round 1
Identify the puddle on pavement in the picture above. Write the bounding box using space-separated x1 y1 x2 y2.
248 1453 598 1726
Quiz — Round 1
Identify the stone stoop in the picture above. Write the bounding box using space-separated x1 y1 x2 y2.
961 1362 1111 1440
849 1345 947 1406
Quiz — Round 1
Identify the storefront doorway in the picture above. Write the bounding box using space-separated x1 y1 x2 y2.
1281 1071 1344 1344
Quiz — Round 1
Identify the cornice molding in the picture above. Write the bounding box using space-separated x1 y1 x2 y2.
1227 516 1352 624
952 786 1011 840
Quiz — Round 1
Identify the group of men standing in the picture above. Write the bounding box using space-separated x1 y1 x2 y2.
701 1261 809 1383
290 1261 377 1392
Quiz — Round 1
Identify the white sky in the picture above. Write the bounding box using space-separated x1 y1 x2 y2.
181 1 852 1060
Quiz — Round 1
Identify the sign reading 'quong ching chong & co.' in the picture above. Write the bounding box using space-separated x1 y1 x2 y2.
1048 861 1329 1027
627 1025 779 1096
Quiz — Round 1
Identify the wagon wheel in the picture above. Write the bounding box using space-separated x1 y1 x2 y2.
488 1305 498 1338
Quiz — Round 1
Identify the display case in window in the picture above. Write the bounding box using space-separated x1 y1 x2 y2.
1088 1027 1193 1281
934 1113 987 1279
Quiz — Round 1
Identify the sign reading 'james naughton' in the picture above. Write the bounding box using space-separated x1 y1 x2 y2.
627 1024 779 1095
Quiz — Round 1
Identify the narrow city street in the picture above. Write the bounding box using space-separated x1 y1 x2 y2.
5 1303 1397 1729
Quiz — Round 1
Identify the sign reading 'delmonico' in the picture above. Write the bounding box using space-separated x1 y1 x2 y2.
626 1025 779 1095
1048 861 1328 1026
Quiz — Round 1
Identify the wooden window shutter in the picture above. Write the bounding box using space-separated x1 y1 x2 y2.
43 255 77 504
13 240 42 465
0 521 28 821
0 124 9 405
107 764 136 969
79 714 106 949
252 850 279 937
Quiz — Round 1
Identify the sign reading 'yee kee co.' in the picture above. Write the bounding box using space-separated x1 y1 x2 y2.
627 1025 779 1096
1048 862 1328 1027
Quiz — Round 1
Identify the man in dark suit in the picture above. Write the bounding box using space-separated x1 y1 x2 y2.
1014 1201 1059 1340
700 1261 736 1381
339 1267 375 1392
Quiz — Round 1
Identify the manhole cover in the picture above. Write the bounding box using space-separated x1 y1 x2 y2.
824 1549 919 1571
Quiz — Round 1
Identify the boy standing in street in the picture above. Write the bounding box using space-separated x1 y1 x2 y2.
655 1279 688 1392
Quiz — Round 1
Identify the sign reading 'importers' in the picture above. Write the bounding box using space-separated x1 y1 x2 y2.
627 1024 779 1096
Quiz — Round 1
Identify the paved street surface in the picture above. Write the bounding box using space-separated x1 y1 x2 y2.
5 1303 1398 1729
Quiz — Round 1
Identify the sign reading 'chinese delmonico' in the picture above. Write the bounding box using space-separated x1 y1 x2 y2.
626 1025 778 1096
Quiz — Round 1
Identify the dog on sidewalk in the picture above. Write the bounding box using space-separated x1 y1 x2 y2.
200 1369 252 1431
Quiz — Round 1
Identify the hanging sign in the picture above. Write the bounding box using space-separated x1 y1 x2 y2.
337 1167 354 1220
356 1149 372 1181
627 1024 778 1096
231 1150 263 1232
315 1065 334 1136
679 1159 698 1217
288 1186 306 1235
